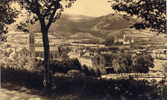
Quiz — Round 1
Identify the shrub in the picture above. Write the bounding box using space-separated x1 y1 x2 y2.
0 43 35 71
111 54 132 73
132 54 154 73
50 58 82 73
162 63 167 73
50 58 102 77
104 37 115 46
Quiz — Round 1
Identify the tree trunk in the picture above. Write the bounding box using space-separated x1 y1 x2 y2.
41 28 52 89
29 32 36 67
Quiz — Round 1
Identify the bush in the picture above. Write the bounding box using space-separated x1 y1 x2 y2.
132 54 154 73
111 54 132 73
50 58 102 77
162 63 167 73
0 43 35 71
104 37 115 46
50 58 82 73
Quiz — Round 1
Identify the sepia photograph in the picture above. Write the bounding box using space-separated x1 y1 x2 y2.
0 0 167 100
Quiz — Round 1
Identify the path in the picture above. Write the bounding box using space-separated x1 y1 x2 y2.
0 88 44 100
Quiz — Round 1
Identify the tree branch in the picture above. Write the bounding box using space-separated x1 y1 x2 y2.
43 3 54 17
46 8 57 29
34 0 46 28
45 0 63 29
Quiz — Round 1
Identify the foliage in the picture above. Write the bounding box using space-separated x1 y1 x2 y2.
49 58 103 77
0 0 18 40
162 63 167 73
58 45 71 60
132 54 154 73
112 0 166 33
0 44 35 71
2 66 166 100
103 52 154 73
103 36 115 46
50 58 82 73
17 0 76 32
111 53 133 73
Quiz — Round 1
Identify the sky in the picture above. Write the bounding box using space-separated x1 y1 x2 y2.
9 0 114 30
11 0 114 17
64 0 114 17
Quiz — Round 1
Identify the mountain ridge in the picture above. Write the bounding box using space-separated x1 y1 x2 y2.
29 13 138 39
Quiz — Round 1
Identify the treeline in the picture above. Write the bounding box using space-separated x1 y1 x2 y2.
93 52 154 74
0 43 155 76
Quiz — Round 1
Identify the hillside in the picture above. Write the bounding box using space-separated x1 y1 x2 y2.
9 13 167 49
28 13 138 39
8 12 167 45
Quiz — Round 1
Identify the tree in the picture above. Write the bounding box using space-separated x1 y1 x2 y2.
17 0 76 89
111 54 132 73
104 53 154 73
111 0 166 33
132 54 154 73
0 0 18 40
163 63 167 73
104 36 115 46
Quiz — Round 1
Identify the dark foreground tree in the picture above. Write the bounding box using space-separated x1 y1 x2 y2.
111 0 166 33
0 0 18 40
18 0 76 89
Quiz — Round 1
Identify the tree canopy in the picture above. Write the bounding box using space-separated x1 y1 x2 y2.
0 0 18 36
17 0 76 32
111 0 166 33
